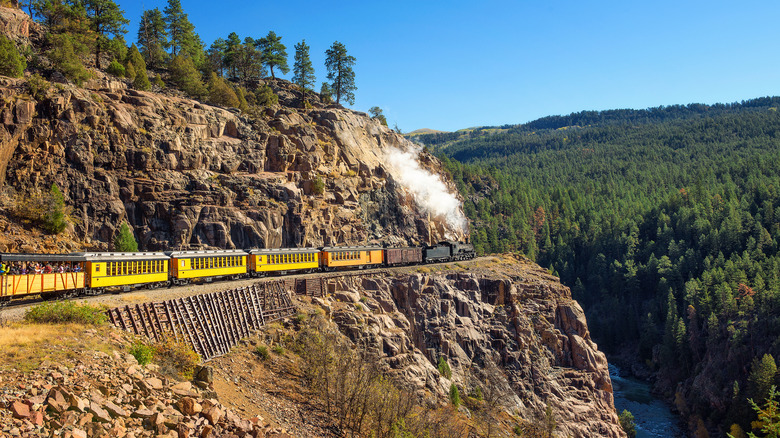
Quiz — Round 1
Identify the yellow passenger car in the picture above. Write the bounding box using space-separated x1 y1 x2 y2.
166 250 247 284
76 252 169 292
320 246 384 271
0 254 86 300
248 248 320 276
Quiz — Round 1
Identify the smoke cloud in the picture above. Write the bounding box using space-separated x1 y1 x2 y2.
383 144 468 236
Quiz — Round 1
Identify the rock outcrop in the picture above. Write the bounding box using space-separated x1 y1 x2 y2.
0 73 462 252
322 256 624 437
0 348 285 438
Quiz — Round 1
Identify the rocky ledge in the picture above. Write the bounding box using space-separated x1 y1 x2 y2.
318 255 624 437
0 73 461 252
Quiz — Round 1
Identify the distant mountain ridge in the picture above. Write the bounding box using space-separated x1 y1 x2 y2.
411 96 780 150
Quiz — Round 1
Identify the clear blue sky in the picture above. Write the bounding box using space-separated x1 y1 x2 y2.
117 0 780 132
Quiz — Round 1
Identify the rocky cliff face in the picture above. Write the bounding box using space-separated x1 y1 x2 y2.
0 73 462 252
319 256 624 437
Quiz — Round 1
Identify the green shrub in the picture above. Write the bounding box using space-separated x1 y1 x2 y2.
619 410 637 438
255 84 278 107
168 54 206 98
106 59 125 77
27 73 50 100
207 72 239 107
113 222 138 252
24 301 108 325
129 342 154 365
312 176 325 195
272 345 284 355
42 183 68 234
124 61 136 80
255 345 269 360
438 356 452 379
153 337 200 380
449 383 461 407
127 44 150 91
133 67 150 91
152 75 164 88
46 34 91 86
0 35 26 77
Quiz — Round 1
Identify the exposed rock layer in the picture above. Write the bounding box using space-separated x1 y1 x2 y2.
0 75 459 252
322 256 624 437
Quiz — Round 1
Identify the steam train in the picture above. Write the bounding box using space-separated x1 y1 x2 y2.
0 241 475 304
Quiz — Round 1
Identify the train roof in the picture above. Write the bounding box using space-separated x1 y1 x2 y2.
165 249 248 258
0 253 86 262
321 246 383 251
249 248 320 255
70 252 170 261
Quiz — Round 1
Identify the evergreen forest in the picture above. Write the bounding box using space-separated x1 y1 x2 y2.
424 99 780 435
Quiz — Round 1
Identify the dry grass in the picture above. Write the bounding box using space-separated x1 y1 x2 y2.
120 293 149 303
0 323 117 371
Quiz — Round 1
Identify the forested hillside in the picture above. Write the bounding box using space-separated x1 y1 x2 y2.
432 99 780 436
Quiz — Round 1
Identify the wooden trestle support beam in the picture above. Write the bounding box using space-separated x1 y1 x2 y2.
106 278 324 361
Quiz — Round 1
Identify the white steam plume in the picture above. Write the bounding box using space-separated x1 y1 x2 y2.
383 143 468 236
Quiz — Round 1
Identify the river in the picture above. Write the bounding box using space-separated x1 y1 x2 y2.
610 364 685 437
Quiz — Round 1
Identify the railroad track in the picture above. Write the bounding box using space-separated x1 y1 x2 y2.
0 257 487 322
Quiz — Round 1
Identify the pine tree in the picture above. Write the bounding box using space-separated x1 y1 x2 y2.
114 222 138 252
748 354 778 404
82 0 129 69
224 32 241 78
324 41 356 105
256 31 289 79
137 8 168 69
292 39 315 107
163 0 202 64
368 106 387 126
206 38 228 77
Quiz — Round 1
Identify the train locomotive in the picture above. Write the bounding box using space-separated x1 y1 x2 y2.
0 241 475 305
